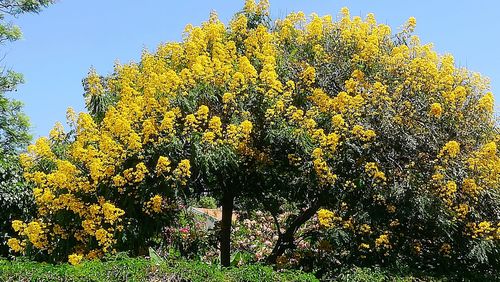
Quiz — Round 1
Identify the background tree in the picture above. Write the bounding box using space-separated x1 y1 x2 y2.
0 0 54 256
0 0 54 152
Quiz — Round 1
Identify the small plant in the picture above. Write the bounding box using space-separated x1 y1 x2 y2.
197 196 217 209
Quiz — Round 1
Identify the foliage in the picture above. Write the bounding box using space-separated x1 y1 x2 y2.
230 210 302 263
0 96 30 154
0 0 54 150
1 256 497 281
160 209 217 261
196 196 217 209
0 0 54 43
6 0 499 276
0 257 318 282
0 154 34 256
0 0 54 258
332 266 499 282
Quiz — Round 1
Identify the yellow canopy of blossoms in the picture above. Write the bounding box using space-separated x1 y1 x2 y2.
9 0 499 263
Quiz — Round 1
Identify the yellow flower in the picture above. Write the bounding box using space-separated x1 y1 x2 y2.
208 116 222 135
351 125 376 141
23 221 47 249
301 66 316 87
320 133 340 153
156 156 171 175
359 224 371 234
222 92 234 104
429 103 443 118
68 253 83 265
312 148 323 159
439 141 460 158
331 114 345 128
196 105 209 121
440 243 451 255
12 220 25 232
405 16 417 32
386 205 396 213
202 131 216 144
455 204 469 219
95 228 113 248
49 122 65 141
413 242 422 254
7 238 24 253
375 234 390 249
102 202 125 224
478 92 494 113
134 162 149 183
145 195 163 214
142 119 157 143
240 120 253 136
173 159 191 185
113 175 126 187
184 114 198 133
359 243 370 250
317 209 335 228
365 162 387 182
313 157 337 186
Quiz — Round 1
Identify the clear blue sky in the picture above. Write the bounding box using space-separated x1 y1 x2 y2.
4 0 500 138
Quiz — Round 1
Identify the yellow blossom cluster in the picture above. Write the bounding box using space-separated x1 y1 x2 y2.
364 162 387 183
317 209 341 228
68 253 83 265
429 103 443 118
375 233 391 250
438 141 460 158
173 160 191 186
432 138 500 242
144 195 163 215
8 220 47 253
469 221 499 240
311 148 337 186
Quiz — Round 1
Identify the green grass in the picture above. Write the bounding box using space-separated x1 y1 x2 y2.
0 257 496 281
0 257 318 282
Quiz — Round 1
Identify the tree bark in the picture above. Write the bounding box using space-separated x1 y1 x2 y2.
266 200 323 264
220 190 234 267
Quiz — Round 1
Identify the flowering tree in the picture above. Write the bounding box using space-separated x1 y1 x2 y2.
7 0 499 270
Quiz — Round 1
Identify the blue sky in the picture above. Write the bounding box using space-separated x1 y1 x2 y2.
4 0 500 138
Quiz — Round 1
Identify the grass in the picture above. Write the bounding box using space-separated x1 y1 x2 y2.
0 257 497 281
0 257 318 282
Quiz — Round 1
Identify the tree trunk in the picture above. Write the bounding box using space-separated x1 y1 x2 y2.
266 200 323 264
220 190 234 267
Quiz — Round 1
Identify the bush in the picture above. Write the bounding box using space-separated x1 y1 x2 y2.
160 209 218 261
197 196 217 209
0 154 34 257
0 257 318 282
2 257 496 281
333 266 500 282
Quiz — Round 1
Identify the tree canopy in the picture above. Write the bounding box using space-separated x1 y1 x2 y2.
7 0 499 271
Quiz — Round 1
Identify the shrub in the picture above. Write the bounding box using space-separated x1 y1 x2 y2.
197 196 217 209
0 257 319 282
160 209 217 261
0 154 34 257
